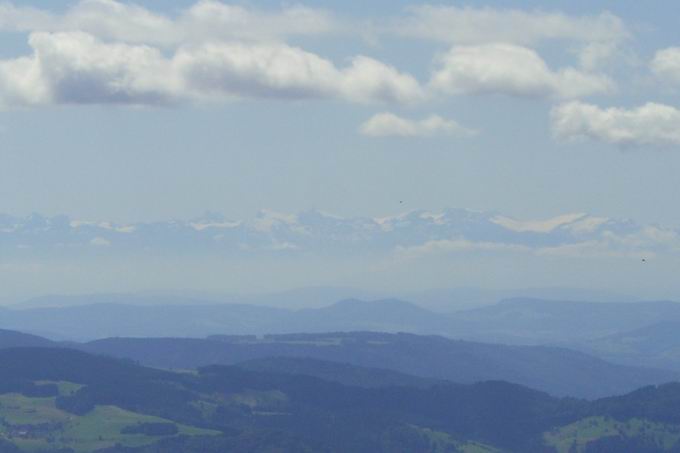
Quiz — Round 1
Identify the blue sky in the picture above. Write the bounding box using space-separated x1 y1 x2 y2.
0 0 678 224
1 1 680 300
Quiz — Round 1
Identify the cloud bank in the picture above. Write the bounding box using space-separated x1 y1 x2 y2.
0 1 628 109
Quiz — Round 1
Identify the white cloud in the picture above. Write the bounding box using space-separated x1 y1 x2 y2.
652 47 680 85
360 113 476 138
32 32 178 105
397 230 675 261
340 57 425 104
0 3 630 107
0 32 423 107
175 42 423 104
491 213 587 233
430 44 614 99
536 228 680 258
393 6 627 46
180 1 337 43
551 101 680 146
173 41 341 101
1 32 176 107
535 240 643 259
578 41 622 71
0 55 49 107
0 2 424 106
0 0 336 45
393 6 628 70
567 217 610 234
176 46 423 103
396 239 530 259
90 237 111 247
1 2 629 68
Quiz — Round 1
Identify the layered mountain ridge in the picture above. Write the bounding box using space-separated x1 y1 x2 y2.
0 208 672 256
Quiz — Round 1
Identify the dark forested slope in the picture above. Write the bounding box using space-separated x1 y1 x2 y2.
0 347 678 452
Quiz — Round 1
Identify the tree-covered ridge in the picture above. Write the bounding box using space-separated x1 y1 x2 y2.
0 347 678 452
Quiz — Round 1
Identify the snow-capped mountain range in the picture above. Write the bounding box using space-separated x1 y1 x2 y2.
0 209 677 258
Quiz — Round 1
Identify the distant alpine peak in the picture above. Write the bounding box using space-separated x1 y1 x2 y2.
0 208 674 257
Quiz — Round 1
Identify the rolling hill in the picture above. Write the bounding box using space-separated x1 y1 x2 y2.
0 326 672 400
447 298 680 345
0 299 448 340
4 297 680 345
577 321 680 372
0 347 677 452
81 331 676 399
0 329 55 349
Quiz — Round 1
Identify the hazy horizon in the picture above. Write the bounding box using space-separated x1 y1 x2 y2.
2 206 680 303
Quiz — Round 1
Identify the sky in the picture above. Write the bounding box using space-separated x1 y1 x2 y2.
1 0 680 301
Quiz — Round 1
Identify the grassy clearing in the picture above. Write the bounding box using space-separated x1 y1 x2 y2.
35 381 83 396
228 389 288 409
545 416 680 453
0 390 219 453
416 426 501 453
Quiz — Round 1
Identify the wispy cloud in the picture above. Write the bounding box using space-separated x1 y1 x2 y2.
0 0 338 45
360 113 477 138
391 6 627 46
396 239 531 259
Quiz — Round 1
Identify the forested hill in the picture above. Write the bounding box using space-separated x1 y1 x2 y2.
0 347 678 452
0 329 54 348
81 331 676 399
0 327 674 400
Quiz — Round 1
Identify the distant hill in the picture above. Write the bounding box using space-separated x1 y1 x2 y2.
289 299 450 333
6 296 680 384
14 293 227 309
0 329 54 349
0 299 449 340
0 303 291 340
14 285 636 312
447 298 680 344
400 286 638 313
5 297 679 346
235 357 439 389
81 331 677 399
576 321 680 372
